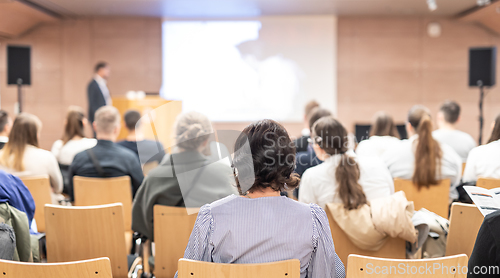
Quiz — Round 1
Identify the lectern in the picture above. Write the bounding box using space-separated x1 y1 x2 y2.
113 97 182 151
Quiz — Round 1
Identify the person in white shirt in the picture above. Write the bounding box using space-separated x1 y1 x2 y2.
0 113 63 204
432 100 476 162
299 116 394 209
383 105 462 201
463 114 500 182
51 106 97 165
0 110 12 150
356 111 401 158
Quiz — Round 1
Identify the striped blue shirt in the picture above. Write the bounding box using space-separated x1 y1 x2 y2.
175 195 345 278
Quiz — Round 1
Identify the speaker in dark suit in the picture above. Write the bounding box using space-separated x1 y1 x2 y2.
87 62 111 124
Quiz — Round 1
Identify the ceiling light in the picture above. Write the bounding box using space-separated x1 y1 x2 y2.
477 0 491 6
427 0 437 11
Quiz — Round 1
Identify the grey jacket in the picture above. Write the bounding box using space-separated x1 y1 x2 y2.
131 151 237 240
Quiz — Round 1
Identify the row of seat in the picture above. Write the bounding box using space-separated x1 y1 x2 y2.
0 254 470 278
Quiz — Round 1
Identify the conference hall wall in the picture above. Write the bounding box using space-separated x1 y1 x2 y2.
0 17 162 149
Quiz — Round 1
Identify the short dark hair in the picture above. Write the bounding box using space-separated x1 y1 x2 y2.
304 100 320 118
0 110 9 133
308 107 332 131
439 100 460 124
124 110 141 131
232 119 300 194
94 62 108 73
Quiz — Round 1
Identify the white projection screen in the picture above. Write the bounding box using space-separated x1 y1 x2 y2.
161 16 337 122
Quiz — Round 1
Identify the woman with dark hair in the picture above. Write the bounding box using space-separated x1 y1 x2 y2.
299 117 393 209
356 111 401 157
463 114 500 183
176 119 345 278
51 106 96 165
383 105 462 201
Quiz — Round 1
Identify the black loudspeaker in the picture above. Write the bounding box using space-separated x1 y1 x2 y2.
469 47 496 87
7 45 31 85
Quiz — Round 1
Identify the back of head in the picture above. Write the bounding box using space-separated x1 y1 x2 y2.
439 100 460 124
0 110 10 135
62 106 85 144
370 111 399 138
233 119 299 195
174 112 212 151
1 113 41 171
488 114 500 143
124 110 141 132
94 106 120 135
308 107 332 131
408 105 442 188
312 116 367 210
304 100 320 119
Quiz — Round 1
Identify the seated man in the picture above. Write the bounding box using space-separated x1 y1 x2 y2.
117 109 166 165
69 106 144 201
293 100 319 153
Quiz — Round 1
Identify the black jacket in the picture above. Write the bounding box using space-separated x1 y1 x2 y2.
87 79 107 124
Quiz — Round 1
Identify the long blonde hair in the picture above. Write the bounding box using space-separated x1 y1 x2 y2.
0 113 42 171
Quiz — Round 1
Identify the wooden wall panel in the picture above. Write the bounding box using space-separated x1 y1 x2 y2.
338 16 500 143
0 17 162 149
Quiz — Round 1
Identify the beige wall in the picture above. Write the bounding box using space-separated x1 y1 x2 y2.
0 17 162 149
338 16 500 143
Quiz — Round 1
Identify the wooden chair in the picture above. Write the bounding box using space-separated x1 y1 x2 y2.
0 257 112 278
446 203 484 258
73 176 133 251
477 177 500 189
325 204 406 266
346 254 468 278
154 205 199 278
45 203 129 278
177 259 300 278
20 175 52 233
461 163 466 176
142 161 159 176
393 179 450 218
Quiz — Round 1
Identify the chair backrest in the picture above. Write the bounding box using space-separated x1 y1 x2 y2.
346 254 468 278
154 205 199 278
142 161 159 176
0 257 112 278
20 175 52 233
73 176 132 231
446 203 484 258
325 204 406 266
177 259 300 278
393 179 450 218
45 203 128 278
461 163 466 176
477 178 500 189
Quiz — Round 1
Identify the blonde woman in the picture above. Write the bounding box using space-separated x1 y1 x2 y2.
0 113 63 204
132 111 237 240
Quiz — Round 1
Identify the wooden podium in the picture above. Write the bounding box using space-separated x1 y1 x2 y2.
113 97 182 151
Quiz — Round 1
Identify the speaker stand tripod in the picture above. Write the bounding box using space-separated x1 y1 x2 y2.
17 78 23 113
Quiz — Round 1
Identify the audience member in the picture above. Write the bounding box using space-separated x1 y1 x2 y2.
117 109 166 165
132 111 236 240
0 113 63 204
433 100 476 162
176 119 345 278
294 100 319 153
295 107 332 177
51 106 97 165
0 169 35 232
356 111 401 157
0 110 12 150
299 116 393 209
383 105 462 201
68 106 143 201
463 114 500 183
468 210 500 278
